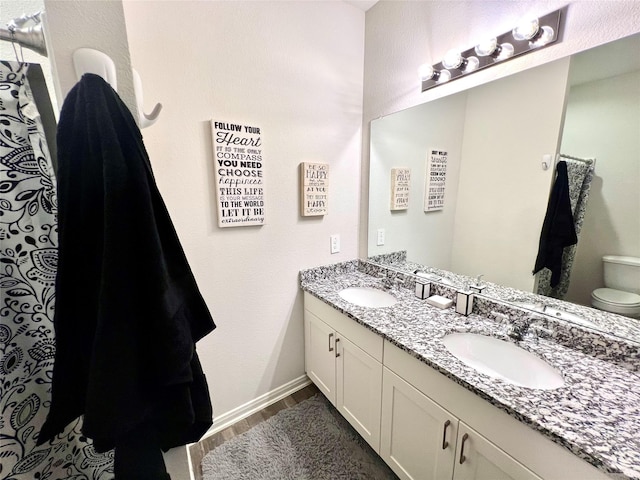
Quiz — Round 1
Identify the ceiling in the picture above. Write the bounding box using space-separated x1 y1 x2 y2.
344 0 379 12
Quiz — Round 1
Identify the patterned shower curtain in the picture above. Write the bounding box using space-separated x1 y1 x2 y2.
536 154 595 299
0 62 113 479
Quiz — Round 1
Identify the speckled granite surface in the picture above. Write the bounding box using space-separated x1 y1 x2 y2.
300 260 640 480
368 251 640 345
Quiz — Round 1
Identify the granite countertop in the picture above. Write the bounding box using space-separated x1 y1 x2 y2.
369 254 640 344
300 261 640 480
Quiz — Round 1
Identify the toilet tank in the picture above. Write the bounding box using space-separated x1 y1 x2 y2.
603 255 640 294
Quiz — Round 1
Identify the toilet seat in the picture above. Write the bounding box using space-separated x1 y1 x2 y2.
591 288 640 317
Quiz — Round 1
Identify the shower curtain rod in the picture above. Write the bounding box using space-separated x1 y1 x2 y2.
0 12 47 57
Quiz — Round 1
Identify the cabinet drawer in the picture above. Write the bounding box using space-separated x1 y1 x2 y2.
304 292 383 362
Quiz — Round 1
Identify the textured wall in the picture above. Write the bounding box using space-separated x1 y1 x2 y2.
43 0 136 117
123 0 364 431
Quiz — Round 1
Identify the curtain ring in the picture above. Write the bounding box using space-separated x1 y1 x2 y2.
8 24 25 64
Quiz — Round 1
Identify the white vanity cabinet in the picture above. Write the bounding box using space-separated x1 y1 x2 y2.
381 368 458 479
303 292 612 480
381 368 541 480
383 340 610 480
453 422 541 480
304 292 384 452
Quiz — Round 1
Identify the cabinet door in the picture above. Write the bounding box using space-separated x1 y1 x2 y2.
305 311 337 405
336 335 383 452
453 423 542 480
381 368 458 480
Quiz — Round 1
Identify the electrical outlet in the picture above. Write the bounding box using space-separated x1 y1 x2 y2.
330 234 340 254
377 228 385 246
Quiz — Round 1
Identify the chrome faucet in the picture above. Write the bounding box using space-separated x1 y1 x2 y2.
507 318 531 341
469 274 485 293
378 271 403 290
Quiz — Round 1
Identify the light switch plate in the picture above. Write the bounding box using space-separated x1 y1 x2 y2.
330 234 340 254
377 228 385 246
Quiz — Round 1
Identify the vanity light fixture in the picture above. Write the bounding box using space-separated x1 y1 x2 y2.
442 50 480 72
418 63 451 83
512 18 555 46
474 38 514 60
420 7 563 92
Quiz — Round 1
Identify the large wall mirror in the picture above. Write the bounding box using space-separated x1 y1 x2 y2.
368 32 640 317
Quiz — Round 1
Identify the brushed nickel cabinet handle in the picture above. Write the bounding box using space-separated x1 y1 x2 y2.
335 338 341 357
442 420 451 450
328 333 334 352
459 433 469 464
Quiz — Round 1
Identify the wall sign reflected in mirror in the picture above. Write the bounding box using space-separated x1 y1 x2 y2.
368 32 640 337
424 148 448 212
390 167 410 210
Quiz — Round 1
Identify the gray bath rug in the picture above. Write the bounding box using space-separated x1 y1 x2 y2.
201 394 398 480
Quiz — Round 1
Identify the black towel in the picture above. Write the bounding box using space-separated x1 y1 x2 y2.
38 74 216 455
533 161 578 287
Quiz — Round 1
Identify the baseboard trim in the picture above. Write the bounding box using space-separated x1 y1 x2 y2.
187 374 312 479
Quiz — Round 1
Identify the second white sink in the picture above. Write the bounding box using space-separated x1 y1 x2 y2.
441 333 565 390
339 287 398 308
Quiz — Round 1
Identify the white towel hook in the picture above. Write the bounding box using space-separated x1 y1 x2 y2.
73 48 117 89
132 68 163 128
72 47 162 128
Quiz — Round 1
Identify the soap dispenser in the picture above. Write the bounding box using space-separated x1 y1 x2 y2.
455 287 474 316
415 279 431 299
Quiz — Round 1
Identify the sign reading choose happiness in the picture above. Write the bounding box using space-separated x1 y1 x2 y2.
212 120 266 227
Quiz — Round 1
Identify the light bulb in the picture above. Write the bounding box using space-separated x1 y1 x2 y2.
495 42 514 60
513 18 540 41
475 38 498 57
442 50 464 69
418 64 435 81
531 25 555 46
465 56 480 72
437 70 451 83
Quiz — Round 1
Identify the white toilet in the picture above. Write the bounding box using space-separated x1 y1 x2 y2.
591 255 640 318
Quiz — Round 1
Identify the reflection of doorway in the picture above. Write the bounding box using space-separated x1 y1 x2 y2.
559 65 640 307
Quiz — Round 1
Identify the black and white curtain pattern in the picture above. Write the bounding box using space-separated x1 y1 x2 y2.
0 62 113 480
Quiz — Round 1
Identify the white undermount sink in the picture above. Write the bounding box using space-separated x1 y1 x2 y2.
339 287 398 308
441 333 565 390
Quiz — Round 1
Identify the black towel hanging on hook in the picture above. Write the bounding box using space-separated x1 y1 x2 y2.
533 160 578 287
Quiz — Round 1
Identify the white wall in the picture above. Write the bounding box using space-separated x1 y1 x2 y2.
361 0 640 256
368 92 468 268
43 0 136 118
562 70 640 305
122 0 364 425
451 58 570 291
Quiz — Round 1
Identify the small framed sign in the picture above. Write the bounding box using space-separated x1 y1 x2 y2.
211 120 266 227
390 167 410 210
424 148 448 212
300 162 329 216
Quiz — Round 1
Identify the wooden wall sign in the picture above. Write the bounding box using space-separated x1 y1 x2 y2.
300 162 328 216
424 148 448 212
211 120 266 227
390 167 410 210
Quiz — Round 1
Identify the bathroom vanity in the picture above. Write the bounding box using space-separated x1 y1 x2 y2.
300 259 640 480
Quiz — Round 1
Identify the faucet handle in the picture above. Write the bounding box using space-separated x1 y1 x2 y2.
490 310 509 324
470 274 485 293
529 321 554 339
